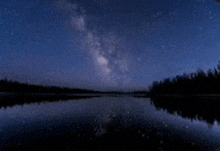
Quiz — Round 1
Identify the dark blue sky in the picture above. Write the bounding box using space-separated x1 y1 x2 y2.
1 0 220 90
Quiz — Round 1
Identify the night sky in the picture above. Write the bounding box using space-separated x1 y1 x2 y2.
1 0 220 91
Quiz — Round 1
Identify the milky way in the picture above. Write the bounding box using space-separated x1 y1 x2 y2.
1 0 220 90
55 0 131 87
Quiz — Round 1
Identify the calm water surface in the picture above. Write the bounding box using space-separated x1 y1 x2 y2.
0 97 220 150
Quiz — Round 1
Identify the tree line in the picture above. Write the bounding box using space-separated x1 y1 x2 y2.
149 61 220 95
0 78 98 94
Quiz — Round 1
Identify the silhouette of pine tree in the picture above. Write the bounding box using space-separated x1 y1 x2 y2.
149 61 220 95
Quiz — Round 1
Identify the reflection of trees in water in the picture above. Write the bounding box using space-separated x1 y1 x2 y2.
150 96 220 125
0 95 98 109
0 78 100 108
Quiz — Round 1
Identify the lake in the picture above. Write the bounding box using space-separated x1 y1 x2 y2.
0 96 220 151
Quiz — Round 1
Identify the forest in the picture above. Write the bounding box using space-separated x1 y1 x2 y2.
0 78 98 94
149 61 220 95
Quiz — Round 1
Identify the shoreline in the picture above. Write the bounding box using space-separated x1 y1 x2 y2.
0 92 148 97
0 92 101 97
0 92 149 108
150 94 220 99
2 92 220 98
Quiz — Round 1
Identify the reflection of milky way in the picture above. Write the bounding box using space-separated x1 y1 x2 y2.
55 0 130 86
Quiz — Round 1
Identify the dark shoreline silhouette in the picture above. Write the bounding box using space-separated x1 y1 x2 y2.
0 78 100 94
149 61 220 96
146 61 220 125
0 93 100 108
0 78 149 95
0 78 149 108
0 92 148 109
0 78 102 108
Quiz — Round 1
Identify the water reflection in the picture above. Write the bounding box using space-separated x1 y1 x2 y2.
0 97 220 150
0 94 98 109
150 96 220 125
